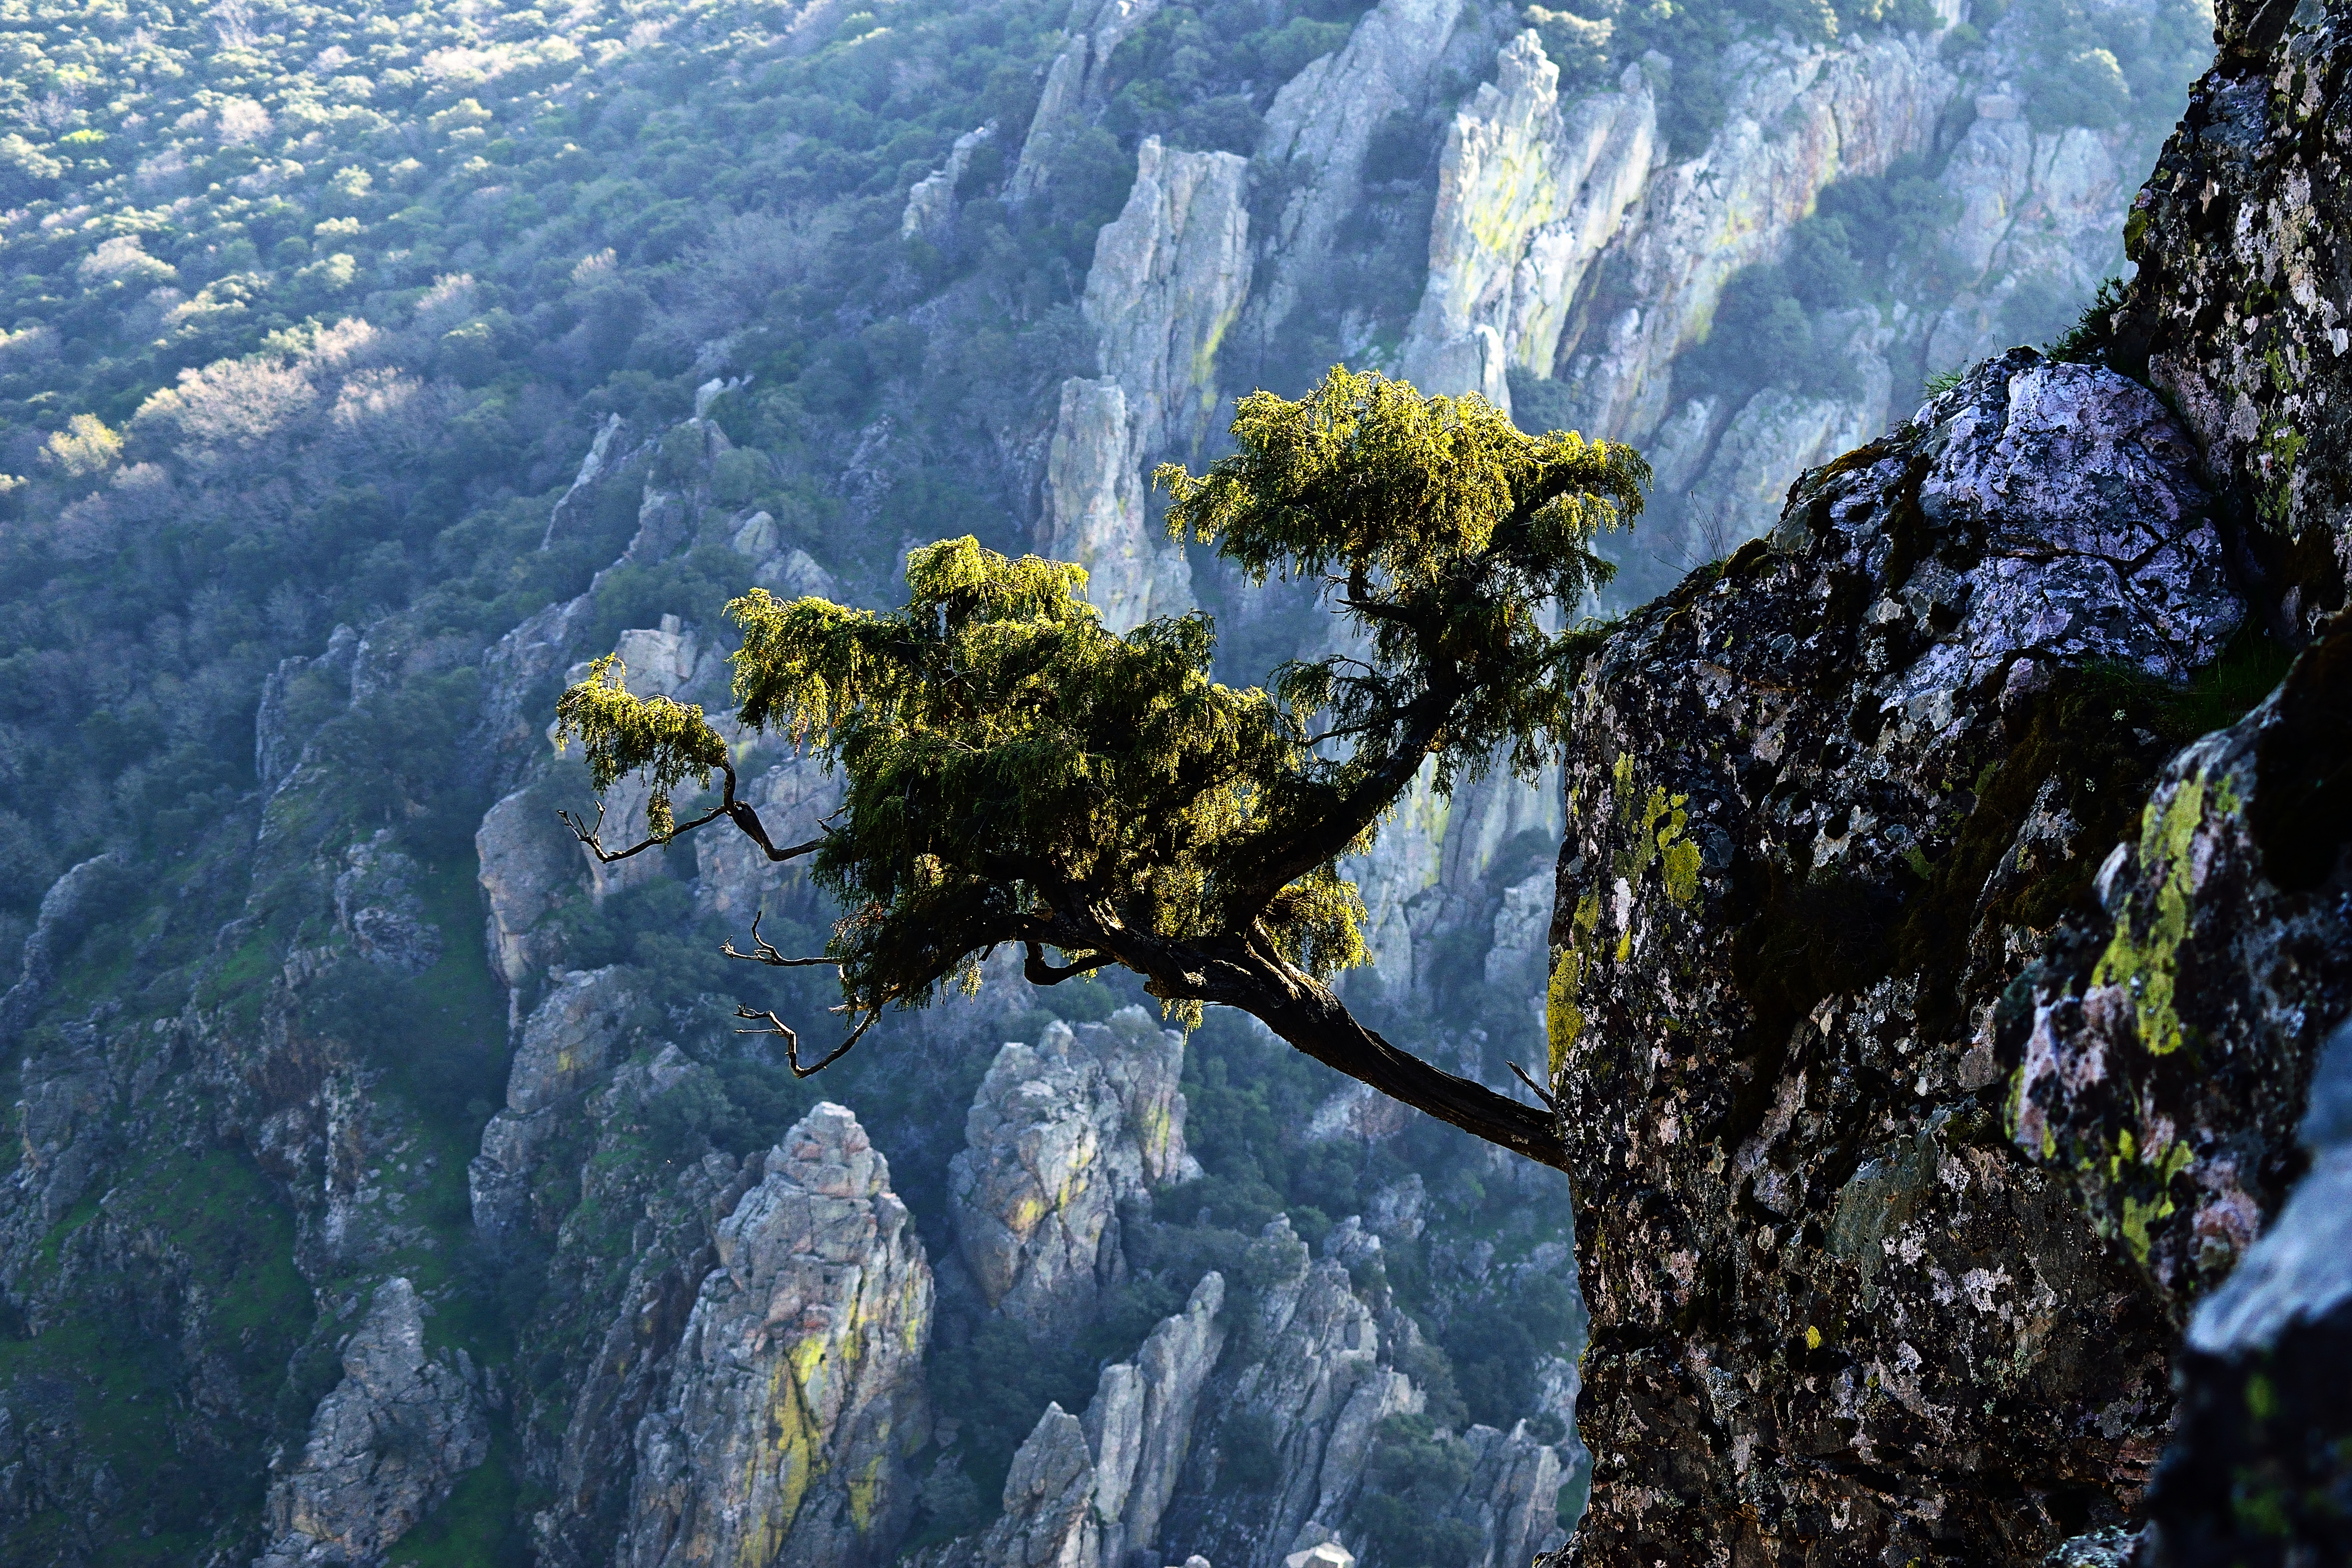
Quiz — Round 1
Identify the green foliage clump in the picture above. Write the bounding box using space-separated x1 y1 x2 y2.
1354 1413 1487 1568
560 369 1641 1081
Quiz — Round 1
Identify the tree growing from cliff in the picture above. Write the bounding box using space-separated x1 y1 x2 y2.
554 368 1645 1169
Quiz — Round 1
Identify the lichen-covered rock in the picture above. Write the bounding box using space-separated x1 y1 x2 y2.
2121 0 2352 642
1544 348 2244 1565
621 1103 932 1568
1045 136 1248 631
253 1277 489 1568
949 1008 1194 1336
1553 29 1957 444
2007 617 2352 1303
468 966 635 1239
1399 33 1653 407
1081 136 1251 461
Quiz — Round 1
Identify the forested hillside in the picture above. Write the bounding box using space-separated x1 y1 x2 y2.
0 0 2213 1559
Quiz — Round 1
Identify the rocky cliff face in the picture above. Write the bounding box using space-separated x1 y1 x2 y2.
254 1278 491 1568
1399 38 1654 410
949 1007 1195 1336
1543 348 2244 1563
1044 135 1249 631
622 1103 933 1568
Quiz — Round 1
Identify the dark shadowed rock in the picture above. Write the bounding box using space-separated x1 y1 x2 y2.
1544 349 2246 1565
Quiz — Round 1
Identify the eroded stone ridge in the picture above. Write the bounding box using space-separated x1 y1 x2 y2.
621 1102 933 1568
949 1007 1196 1337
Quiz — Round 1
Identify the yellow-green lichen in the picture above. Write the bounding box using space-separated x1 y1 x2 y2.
2090 775 2207 1056
1546 889 1602 1076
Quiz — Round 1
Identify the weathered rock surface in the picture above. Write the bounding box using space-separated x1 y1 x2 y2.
1009 0 1165 203
1553 29 1958 444
1399 34 1654 408
2140 1018 2352 1565
621 1102 933 1568
1249 0 1468 348
2122 0 2352 643
1046 136 1249 632
1082 137 1252 461
469 965 636 1240
253 1278 489 1568
1545 349 2244 1564
974 1273 1228 1568
949 1007 1195 1336
331 830 441 975
904 124 995 239
693 750 840 926
476 780 581 1002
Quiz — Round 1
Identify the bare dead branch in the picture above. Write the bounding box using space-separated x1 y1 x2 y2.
561 755 829 867
1509 1059 1558 1110
559 797 731 864
731 1004 872 1077
722 910 843 968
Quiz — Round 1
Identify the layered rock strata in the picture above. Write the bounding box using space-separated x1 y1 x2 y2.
1545 350 2245 1563
621 1102 933 1568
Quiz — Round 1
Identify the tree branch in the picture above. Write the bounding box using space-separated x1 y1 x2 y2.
1048 912 1568 1171
722 911 844 968
561 755 827 867
1021 941 1116 985
733 1004 873 1077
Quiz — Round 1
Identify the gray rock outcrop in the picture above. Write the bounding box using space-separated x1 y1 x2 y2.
1047 136 1250 632
332 830 441 975
904 124 995 239
1398 34 1654 410
976 1272 1228 1568
1552 29 1957 443
1544 347 2246 1564
253 1278 490 1568
621 1102 933 1568
1009 0 1165 203
469 966 636 1239
476 780 581 1004
949 1007 1195 1336
693 750 840 926
1249 0 1468 348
